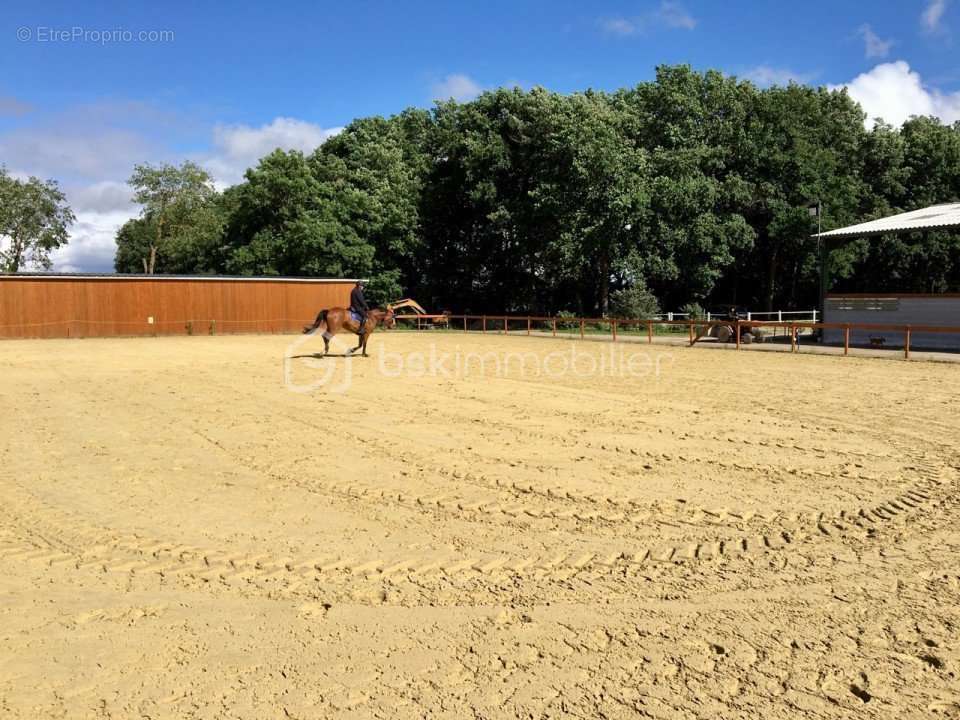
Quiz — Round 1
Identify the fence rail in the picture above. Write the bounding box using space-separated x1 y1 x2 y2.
393 313 960 361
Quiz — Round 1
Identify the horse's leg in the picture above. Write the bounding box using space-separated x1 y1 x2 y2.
322 333 330 356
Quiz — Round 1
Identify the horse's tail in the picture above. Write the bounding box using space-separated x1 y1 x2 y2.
304 308 329 334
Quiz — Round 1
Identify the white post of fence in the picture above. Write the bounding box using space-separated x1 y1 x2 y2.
706 312 711 321
778 310 782 322
667 312 673 321
747 311 752 321
813 309 818 322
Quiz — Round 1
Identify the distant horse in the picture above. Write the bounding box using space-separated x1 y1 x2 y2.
302 307 396 357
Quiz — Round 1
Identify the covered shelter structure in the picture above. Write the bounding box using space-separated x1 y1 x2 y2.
815 203 960 350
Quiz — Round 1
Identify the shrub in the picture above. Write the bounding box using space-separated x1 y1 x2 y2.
556 310 579 329
680 301 705 320
609 282 660 319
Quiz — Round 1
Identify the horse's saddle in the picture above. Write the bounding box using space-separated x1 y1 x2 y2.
349 309 365 332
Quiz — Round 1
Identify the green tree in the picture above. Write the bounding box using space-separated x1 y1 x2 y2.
0 168 75 272
127 161 218 273
108 67 960 311
222 149 375 278
609 280 660 318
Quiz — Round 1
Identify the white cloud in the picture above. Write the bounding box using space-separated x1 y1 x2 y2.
834 60 960 127
599 1 696 36
0 127 156 184
48 210 133 273
66 181 134 214
922 0 949 32
0 106 342 272
858 24 893 59
657 1 697 30
598 18 637 36
202 117 342 187
744 66 814 87
431 74 484 102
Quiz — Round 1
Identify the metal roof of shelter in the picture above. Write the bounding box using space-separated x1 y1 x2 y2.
816 202 960 240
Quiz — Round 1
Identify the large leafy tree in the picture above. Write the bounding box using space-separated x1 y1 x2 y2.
617 67 756 309
833 116 960 295
222 149 376 279
110 67 960 312
0 168 75 272
309 110 433 303
124 161 218 273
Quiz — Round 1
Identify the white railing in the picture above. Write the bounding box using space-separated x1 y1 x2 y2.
658 309 819 322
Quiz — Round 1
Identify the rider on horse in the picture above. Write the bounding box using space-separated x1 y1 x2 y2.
349 280 370 335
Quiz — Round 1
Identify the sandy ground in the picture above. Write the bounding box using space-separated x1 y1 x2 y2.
1 331 959 719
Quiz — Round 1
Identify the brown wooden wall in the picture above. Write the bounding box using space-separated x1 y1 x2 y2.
0 277 354 339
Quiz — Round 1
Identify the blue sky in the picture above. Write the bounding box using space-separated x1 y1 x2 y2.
1 1 958 271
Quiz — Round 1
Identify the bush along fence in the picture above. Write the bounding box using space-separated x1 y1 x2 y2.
393 314 960 361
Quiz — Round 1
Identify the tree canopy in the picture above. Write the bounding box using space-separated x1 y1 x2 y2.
0 168 75 273
113 65 960 313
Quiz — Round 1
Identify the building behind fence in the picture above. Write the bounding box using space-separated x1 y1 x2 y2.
824 294 960 350
0 274 355 339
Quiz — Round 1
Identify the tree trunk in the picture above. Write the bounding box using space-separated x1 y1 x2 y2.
788 258 800 309
8 235 23 273
764 245 778 312
598 251 610 316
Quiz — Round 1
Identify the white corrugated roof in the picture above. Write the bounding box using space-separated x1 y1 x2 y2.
815 202 960 239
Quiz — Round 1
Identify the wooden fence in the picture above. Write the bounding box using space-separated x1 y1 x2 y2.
0 275 355 339
394 314 960 360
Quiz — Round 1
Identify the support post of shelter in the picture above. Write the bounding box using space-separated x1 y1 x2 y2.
818 237 830 333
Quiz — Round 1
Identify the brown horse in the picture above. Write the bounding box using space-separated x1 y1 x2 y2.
302 307 395 357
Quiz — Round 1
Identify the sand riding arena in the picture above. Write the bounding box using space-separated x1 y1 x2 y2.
2 330 959 719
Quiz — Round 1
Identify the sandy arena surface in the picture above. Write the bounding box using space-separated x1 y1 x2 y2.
1 331 959 719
